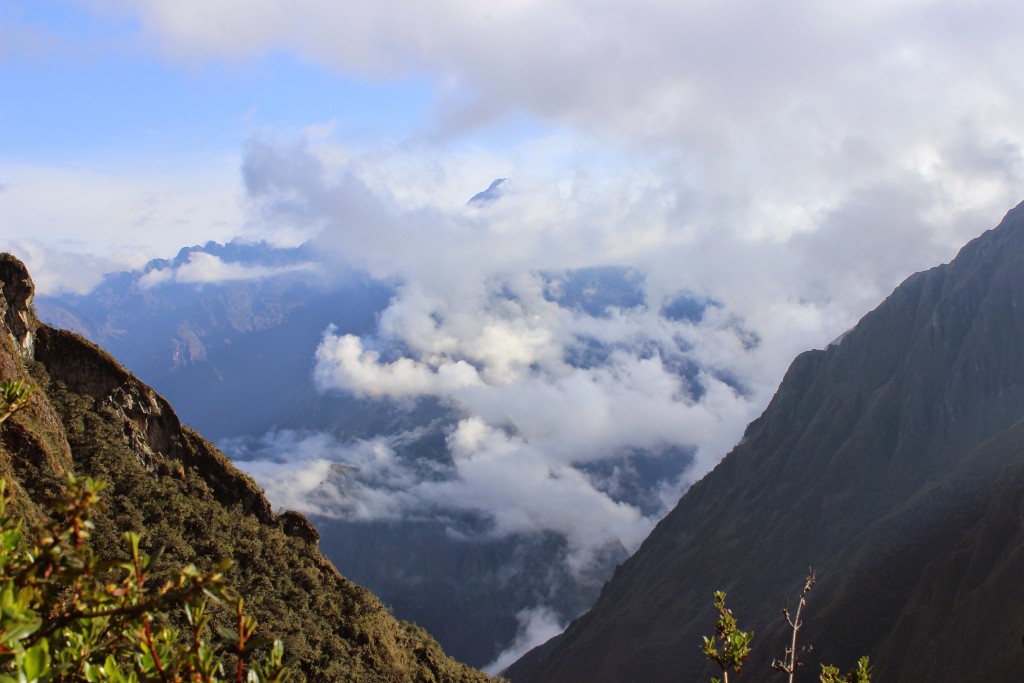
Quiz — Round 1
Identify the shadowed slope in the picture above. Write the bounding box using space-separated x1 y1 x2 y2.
510 201 1024 682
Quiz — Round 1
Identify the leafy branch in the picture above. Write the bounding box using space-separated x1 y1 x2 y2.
0 380 31 425
700 591 754 683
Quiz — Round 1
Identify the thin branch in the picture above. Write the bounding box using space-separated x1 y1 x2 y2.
772 570 816 683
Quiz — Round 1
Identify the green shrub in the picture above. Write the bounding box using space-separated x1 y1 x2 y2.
0 380 31 424
0 475 289 683
700 591 754 683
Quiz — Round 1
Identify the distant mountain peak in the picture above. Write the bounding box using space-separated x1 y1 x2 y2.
468 178 513 205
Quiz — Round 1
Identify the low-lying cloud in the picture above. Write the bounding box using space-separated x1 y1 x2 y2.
485 606 565 675
230 128 1024 660
139 251 316 287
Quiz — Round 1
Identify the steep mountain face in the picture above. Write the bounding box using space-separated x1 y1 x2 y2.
0 253 491 683
508 202 1024 682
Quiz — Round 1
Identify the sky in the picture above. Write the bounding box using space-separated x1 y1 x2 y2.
6 0 1024 669
4 1 1023 298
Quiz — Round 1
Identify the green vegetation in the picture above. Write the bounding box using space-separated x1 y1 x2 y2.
700 591 754 683
818 658 871 683
37 376 484 682
0 380 289 681
0 476 289 683
0 380 31 424
701 573 871 683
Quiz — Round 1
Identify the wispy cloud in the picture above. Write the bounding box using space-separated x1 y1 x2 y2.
0 161 242 294
485 606 564 675
138 251 316 287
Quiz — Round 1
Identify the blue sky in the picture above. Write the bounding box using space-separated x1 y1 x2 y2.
3 47 436 162
2 1 440 162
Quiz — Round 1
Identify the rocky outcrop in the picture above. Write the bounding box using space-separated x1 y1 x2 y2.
0 254 38 359
33 325 279 526
278 509 320 545
510 201 1024 683
0 255 72 499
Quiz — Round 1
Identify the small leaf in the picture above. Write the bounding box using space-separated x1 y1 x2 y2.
22 639 50 681
216 625 241 648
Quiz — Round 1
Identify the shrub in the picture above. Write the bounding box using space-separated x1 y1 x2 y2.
0 473 289 683
700 590 754 683
0 380 288 682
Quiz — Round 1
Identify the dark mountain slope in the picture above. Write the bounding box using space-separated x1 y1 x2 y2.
509 201 1024 682
0 253 491 683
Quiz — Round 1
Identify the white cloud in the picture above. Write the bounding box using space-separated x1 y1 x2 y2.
0 239 148 296
301 237 766 563
222 127 1021 591
230 429 420 521
0 160 244 293
313 331 483 398
485 606 565 675
138 251 316 287
22 2 1024 303
434 417 651 561
94 2 1024 151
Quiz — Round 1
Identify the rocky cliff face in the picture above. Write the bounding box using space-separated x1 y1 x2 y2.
509 202 1024 682
0 253 491 683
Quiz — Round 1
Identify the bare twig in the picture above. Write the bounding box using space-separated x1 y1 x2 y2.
771 570 816 683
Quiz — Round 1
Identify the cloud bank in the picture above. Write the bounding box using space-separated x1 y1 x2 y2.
227 122 1022 668
138 251 316 287
17 2 1024 308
